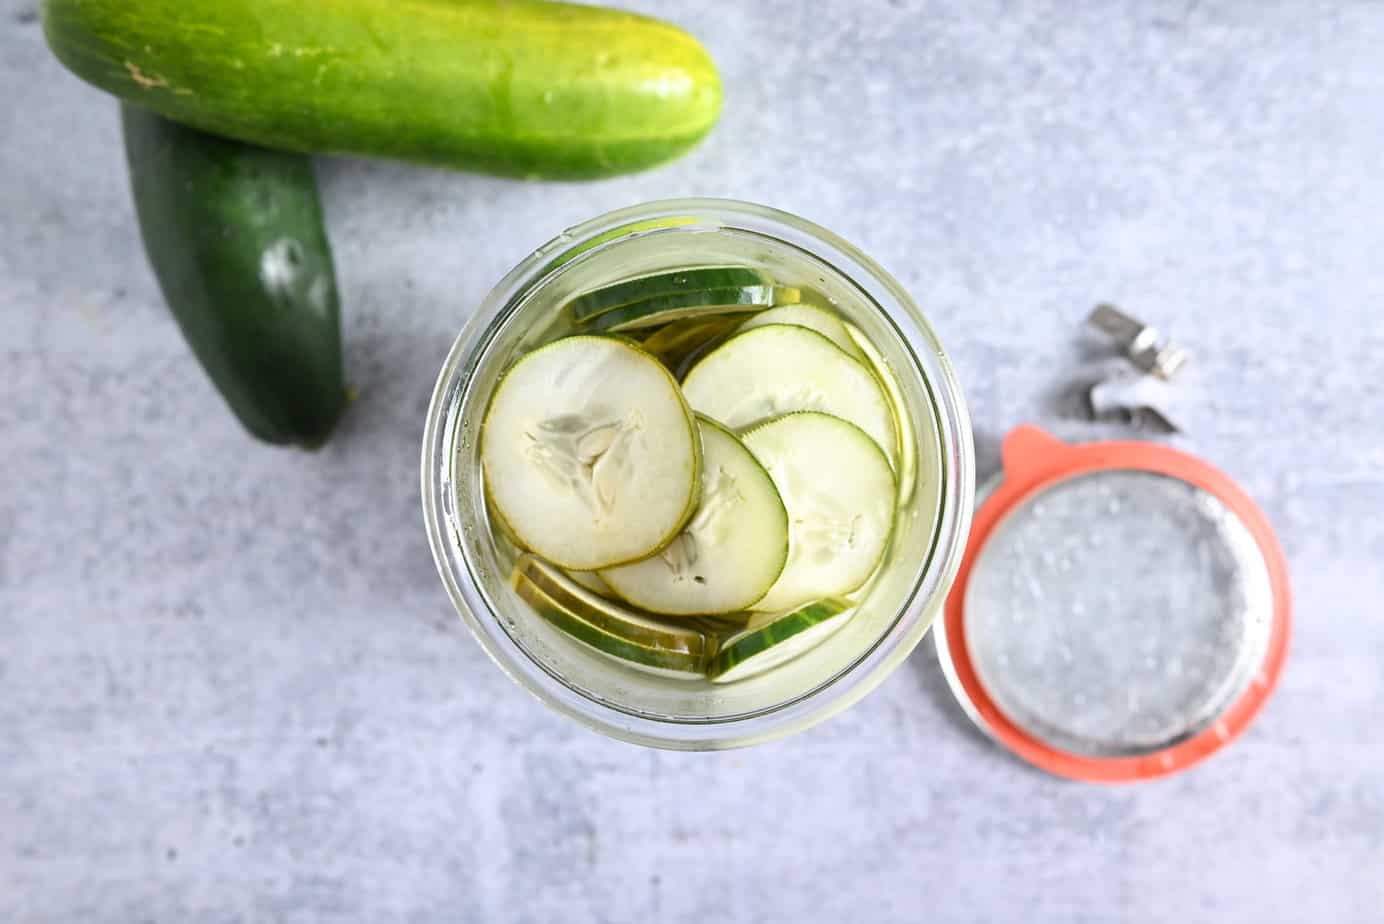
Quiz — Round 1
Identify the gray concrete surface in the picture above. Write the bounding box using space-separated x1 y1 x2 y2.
4 0 1383 921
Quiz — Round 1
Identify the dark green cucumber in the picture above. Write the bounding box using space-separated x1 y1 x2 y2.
43 0 722 180
122 104 346 448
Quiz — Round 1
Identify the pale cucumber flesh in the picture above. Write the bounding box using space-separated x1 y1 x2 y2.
565 568 616 597
481 336 701 571
742 412 895 612
600 417 789 615
681 325 896 465
736 304 865 360
513 556 710 678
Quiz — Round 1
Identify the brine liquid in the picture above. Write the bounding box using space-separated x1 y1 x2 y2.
472 230 944 699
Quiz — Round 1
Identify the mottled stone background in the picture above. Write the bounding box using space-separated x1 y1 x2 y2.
3 1 1382 921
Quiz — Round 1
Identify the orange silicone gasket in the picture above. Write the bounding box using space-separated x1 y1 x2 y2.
942 425 1292 783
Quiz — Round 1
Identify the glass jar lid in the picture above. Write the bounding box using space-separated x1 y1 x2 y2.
935 426 1291 782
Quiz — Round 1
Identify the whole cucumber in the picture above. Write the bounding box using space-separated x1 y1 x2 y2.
45 0 723 179
122 104 346 448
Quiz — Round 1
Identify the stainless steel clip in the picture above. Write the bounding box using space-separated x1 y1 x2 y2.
1087 304 1188 380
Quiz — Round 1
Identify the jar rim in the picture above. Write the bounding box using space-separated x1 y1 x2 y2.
421 198 975 749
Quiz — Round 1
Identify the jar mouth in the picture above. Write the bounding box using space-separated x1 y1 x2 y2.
422 198 975 749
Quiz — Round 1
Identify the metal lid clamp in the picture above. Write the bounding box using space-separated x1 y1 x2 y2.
1085 305 1190 433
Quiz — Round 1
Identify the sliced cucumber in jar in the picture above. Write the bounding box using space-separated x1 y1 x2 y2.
844 321 919 505
513 556 710 679
565 568 616 598
743 412 896 612
683 612 756 636
638 314 744 375
682 325 897 464
481 336 701 571
567 266 770 323
584 285 797 334
600 417 789 615
735 304 865 360
707 598 855 683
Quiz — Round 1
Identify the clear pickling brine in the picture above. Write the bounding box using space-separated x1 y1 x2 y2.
424 201 973 748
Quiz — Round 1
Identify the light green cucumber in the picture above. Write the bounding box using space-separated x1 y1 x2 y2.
42 0 722 179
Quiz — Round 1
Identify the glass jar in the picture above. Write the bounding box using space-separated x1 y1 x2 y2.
422 199 974 749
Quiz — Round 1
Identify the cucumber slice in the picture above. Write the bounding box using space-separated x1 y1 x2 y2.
844 321 919 506
743 412 896 612
481 336 701 571
513 556 710 679
638 314 743 374
600 417 789 615
568 267 769 323
683 612 756 635
707 598 854 683
735 304 865 360
565 568 616 598
682 325 897 464
585 285 797 334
